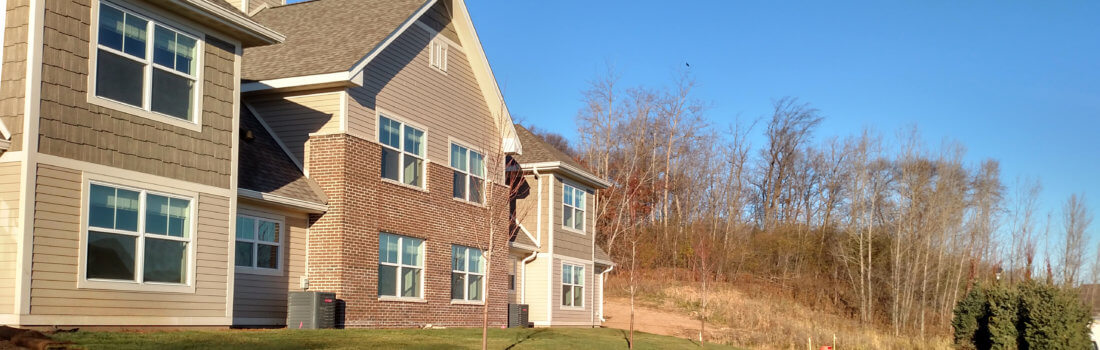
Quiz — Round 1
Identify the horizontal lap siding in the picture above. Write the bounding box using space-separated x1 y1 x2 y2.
36 0 236 188
553 177 594 260
247 90 342 166
0 161 21 314
551 257 594 325
346 22 497 165
233 203 309 323
28 164 231 320
0 0 29 151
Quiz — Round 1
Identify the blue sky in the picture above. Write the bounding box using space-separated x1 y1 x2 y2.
464 1 1100 246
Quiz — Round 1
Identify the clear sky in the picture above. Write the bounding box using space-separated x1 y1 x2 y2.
464 0 1100 245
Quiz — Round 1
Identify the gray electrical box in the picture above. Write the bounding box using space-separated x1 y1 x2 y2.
287 291 336 329
508 303 529 328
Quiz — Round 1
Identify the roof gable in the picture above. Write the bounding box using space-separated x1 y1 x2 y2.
242 0 429 81
238 106 328 207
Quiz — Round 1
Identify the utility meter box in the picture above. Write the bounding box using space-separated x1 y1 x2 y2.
287 291 336 329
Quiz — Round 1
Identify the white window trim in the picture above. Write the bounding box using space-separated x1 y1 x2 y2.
376 110 429 190
87 0 205 132
77 174 198 294
451 245 485 303
378 233 426 301
234 213 285 276
561 262 585 309
429 39 448 73
449 139 486 205
562 183 586 234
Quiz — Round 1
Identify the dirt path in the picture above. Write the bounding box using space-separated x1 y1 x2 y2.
603 297 702 341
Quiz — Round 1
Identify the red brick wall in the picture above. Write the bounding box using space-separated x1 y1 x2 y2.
307 133 510 328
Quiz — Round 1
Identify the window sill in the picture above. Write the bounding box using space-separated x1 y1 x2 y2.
559 305 586 311
87 95 202 132
450 299 485 306
452 197 487 208
378 296 427 303
561 226 587 235
78 278 196 294
235 266 284 276
381 178 429 193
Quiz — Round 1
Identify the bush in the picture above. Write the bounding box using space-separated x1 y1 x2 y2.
952 282 1092 350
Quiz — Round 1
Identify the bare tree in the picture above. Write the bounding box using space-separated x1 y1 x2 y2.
1060 193 1093 287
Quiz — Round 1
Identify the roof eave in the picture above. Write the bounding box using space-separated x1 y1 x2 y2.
520 161 611 189
238 188 328 213
173 0 285 47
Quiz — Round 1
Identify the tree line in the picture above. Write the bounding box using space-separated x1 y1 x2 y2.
530 68 1096 339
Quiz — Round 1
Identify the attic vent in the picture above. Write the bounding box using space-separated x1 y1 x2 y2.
430 40 448 72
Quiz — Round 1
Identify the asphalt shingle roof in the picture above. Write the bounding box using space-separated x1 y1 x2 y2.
511 124 590 172
238 107 328 206
242 0 428 81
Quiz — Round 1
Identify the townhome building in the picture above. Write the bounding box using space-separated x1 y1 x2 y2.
0 0 613 329
0 0 283 327
508 125 614 327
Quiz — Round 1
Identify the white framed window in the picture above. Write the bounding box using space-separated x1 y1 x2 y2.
562 263 584 307
562 184 586 232
430 40 448 72
234 215 283 274
379 115 426 188
451 143 485 204
451 245 485 302
81 181 194 291
90 1 202 126
378 233 424 299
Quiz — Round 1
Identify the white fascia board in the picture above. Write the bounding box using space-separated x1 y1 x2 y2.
242 71 357 93
520 162 611 189
178 0 284 45
238 188 328 213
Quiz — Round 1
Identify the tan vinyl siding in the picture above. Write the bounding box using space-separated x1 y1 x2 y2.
0 161 21 314
246 90 342 166
551 258 594 324
232 201 309 324
28 164 231 319
552 177 594 260
515 174 543 250
248 0 284 14
420 1 459 43
523 256 548 322
0 0 29 152
346 21 497 164
36 0 237 188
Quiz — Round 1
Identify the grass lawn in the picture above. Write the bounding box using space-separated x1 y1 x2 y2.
51 327 740 350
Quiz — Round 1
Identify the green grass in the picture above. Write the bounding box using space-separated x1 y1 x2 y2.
51 327 739 350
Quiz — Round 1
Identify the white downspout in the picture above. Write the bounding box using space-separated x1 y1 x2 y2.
520 250 537 304
599 265 614 322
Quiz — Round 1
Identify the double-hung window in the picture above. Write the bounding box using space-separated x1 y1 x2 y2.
562 263 584 307
378 233 424 299
85 183 192 286
94 2 199 122
451 245 484 302
235 216 281 271
562 184 586 232
379 116 426 187
451 143 485 203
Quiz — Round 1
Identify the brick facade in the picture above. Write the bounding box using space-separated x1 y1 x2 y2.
307 133 509 328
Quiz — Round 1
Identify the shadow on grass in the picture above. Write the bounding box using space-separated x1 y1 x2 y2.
617 328 631 348
505 328 548 350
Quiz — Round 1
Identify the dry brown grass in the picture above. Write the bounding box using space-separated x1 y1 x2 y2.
606 272 950 350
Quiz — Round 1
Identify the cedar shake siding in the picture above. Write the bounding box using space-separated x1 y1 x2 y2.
305 134 509 328
1 0 30 151
0 160 20 315
29 164 232 320
36 0 238 188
